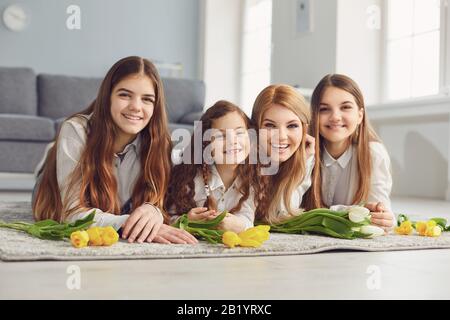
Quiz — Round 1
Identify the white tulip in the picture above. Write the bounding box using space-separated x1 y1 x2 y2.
348 206 370 223
360 225 385 238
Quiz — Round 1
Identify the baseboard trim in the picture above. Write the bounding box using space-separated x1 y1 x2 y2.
0 172 35 191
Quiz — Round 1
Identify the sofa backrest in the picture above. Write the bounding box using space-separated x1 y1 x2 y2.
0 67 205 123
162 78 205 123
0 67 37 115
38 74 102 119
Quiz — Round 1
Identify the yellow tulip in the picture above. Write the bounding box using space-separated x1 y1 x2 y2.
239 227 270 243
86 227 104 246
416 221 428 236
101 226 119 246
255 225 271 232
240 238 262 248
222 231 242 248
394 221 413 235
70 230 89 248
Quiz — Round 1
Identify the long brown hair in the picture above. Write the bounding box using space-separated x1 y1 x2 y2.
165 100 253 215
33 56 172 222
303 74 380 210
251 84 311 224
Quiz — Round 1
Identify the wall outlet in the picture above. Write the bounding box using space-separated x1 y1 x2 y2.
295 0 313 34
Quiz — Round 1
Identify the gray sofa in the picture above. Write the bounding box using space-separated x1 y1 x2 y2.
0 66 204 174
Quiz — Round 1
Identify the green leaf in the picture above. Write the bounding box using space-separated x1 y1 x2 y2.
322 217 352 235
397 214 409 226
430 218 447 231
189 211 227 228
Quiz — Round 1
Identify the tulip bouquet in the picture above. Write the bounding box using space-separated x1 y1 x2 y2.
0 211 120 248
0 211 96 240
395 214 450 237
172 211 228 244
269 206 385 239
173 211 271 247
222 225 270 248
70 226 119 248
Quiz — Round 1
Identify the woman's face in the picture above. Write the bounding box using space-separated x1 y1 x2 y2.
110 74 155 144
318 86 363 144
260 104 303 163
209 111 250 165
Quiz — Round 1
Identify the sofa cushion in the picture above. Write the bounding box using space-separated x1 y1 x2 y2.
162 78 205 123
0 67 37 115
0 114 55 142
178 111 203 125
38 74 101 119
0 141 49 173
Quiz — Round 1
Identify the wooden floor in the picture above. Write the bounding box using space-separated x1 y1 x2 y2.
1 195 450 299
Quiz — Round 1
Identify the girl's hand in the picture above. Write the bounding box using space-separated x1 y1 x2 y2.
305 134 315 159
365 202 394 231
122 203 164 243
187 207 218 221
152 224 198 244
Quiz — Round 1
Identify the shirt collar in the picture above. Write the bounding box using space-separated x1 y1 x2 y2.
115 134 140 158
323 144 353 169
208 165 225 191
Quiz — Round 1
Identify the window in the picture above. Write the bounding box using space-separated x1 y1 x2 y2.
240 0 272 115
385 0 441 100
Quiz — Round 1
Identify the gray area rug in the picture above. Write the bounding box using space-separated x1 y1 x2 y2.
1 201 450 261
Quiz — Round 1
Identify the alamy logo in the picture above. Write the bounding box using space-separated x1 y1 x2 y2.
366 265 381 290
66 265 81 290
66 5 81 30
366 5 381 30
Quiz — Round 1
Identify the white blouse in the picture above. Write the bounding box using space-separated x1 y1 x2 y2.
36 114 144 230
168 164 256 229
321 142 392 211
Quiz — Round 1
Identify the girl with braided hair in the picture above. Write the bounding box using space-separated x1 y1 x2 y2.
165 100 256 233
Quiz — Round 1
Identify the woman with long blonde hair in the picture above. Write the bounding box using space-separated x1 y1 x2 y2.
303 74 394 230
251 84 315 224
32 56 197 244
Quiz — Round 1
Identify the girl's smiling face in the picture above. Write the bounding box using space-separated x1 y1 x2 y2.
209 111 250 165
318 86 363 144
110 74 155 145
260 104 303 163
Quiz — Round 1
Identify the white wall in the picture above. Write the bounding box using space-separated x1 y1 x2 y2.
369 98 450 200
336 0 381 105
200 0 243 108
271 0 337 89
0 0 200 79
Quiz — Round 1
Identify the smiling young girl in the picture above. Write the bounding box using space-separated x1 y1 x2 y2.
32 56 197 244
303 74 394 230
251 84 315 224
165 100 255 233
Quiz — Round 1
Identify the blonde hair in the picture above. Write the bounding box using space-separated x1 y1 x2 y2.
251 84 311 223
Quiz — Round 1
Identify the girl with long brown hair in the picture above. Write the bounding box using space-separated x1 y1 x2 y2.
251 84 315 224
165 100 255 233
303 74 394 230
32 56 197 244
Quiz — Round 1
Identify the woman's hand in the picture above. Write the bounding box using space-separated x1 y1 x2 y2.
121 203 164 243
365 202 394 231
305 134 315 159
187 207 218 221
153 224 198 244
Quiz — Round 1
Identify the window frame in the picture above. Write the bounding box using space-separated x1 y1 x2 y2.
381 0 448 103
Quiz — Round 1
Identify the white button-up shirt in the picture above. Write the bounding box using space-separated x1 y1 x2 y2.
321 142 392 211
168 164 256 229
36 114 143 230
